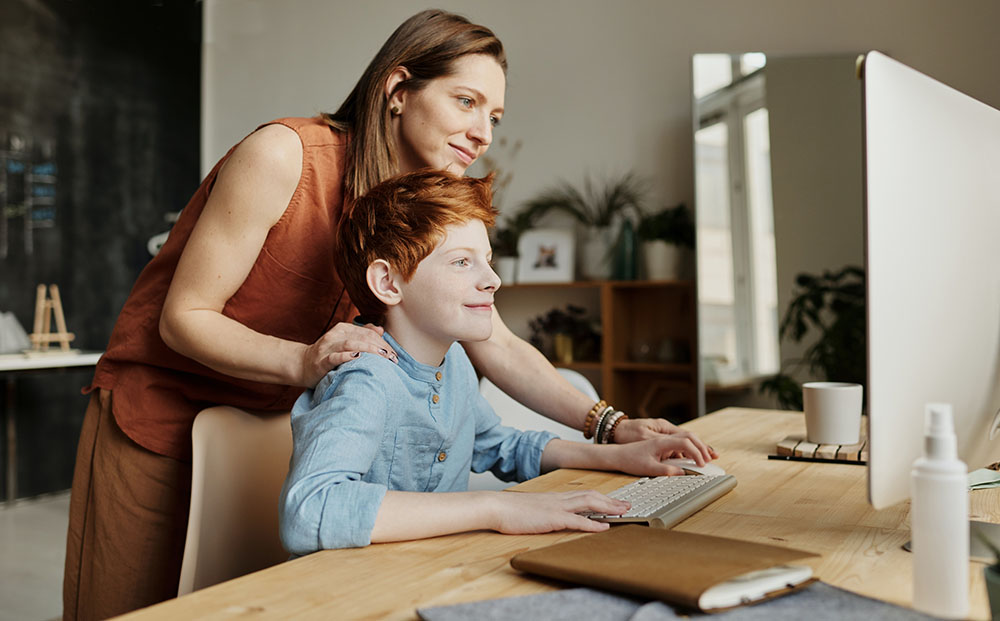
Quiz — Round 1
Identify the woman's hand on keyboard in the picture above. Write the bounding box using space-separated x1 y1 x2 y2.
609 435 714 477
613 419 719 459
489 491 629 534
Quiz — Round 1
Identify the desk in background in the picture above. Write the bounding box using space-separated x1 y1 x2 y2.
0 351 102 503
118 407 1000 620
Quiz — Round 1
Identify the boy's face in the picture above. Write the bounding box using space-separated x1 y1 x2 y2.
396 219 501 346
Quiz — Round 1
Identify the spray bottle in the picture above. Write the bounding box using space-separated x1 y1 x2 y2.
911 403 969 619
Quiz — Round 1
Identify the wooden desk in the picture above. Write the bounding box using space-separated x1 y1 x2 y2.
0 350 102 503
119 407 1000 620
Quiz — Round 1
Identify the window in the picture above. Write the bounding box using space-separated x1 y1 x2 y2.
694 54 779 383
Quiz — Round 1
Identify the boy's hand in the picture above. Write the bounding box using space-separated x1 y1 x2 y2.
490 491 629 534
609 435 716 477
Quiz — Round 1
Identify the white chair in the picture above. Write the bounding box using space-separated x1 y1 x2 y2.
177 406 293 596
469 368 597 491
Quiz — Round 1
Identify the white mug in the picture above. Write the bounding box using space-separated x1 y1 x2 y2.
803 382 863 445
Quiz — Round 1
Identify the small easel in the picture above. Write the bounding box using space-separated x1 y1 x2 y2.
28 284 76 353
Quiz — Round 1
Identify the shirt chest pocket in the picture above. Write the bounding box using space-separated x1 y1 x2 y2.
387 426 441 492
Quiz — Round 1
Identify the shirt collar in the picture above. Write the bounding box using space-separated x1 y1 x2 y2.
381 331 446 384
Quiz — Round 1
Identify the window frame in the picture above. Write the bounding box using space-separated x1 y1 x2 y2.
695 62 777 386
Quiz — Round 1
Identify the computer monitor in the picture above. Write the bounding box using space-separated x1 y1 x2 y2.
863 51 1000 509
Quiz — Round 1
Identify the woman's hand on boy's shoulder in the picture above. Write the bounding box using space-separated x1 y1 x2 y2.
297 322 398 387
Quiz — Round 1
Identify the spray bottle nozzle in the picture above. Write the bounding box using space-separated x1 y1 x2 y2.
924 403 957 460
925 403 955 437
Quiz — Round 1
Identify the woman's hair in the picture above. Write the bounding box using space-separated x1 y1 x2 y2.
337 170 497 323
323 9 506 200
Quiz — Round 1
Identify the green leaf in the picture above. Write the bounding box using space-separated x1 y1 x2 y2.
771 264 867 404
520 173 647 227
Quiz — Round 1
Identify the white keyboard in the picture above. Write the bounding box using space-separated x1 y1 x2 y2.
587 474 737 528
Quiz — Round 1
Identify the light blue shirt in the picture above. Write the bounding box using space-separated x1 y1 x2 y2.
279 332 556 554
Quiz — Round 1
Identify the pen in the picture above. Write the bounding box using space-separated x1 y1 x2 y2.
767 454 867 466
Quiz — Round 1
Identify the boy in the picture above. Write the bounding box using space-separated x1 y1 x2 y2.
279 170 712 554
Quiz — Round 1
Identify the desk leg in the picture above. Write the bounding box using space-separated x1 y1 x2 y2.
5 377 15 505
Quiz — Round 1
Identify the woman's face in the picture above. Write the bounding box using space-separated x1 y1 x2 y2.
389 54 506 176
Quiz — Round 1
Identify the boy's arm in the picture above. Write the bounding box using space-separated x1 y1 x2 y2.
371 488 627 542
370 389 628 542
469 390 556 483
371 491 496 541
280 365 390 554
539 435 713 477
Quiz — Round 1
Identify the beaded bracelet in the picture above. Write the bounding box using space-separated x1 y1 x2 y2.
605 412 629 444
583 401 604 439
588 405 613 440
599 411 624 444
598 411 619 444
582 399 607 439
592 407 615 444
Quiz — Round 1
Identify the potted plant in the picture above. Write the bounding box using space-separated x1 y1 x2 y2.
528 304 600 364
636 203 694 280
521 174 645 280
759 266 866 410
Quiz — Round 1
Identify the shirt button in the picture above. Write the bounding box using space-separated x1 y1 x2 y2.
437 451 447 462
435 372 442 381
432 394 440 404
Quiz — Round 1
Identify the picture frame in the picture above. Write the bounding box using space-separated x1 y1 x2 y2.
516 228 575 283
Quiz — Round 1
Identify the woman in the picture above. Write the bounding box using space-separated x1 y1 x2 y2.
64 9 714 619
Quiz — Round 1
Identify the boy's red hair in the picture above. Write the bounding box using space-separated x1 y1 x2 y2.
337 169 497 323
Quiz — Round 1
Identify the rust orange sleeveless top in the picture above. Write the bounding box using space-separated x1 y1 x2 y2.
89 117 357 461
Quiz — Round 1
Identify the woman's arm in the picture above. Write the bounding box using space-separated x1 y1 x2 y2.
159 124 392 388
462 310 718 451
462 310 593 428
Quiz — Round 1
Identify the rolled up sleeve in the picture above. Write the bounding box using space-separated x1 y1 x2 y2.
469 393 556 483
279 365 390 554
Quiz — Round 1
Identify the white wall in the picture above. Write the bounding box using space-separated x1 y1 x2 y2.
203 0 1000 216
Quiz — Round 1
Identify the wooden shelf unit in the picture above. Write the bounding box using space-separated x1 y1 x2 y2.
497 279 699 423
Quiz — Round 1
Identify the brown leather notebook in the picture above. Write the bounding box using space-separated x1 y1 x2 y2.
510 525 819 613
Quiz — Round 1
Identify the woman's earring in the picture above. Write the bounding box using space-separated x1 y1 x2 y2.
390 105 400 116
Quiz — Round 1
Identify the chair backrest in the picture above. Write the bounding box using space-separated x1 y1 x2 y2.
177 406 292 596
478 368 597 440
469 368 597 490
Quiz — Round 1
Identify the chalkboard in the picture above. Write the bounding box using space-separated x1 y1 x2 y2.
0 0 201 498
